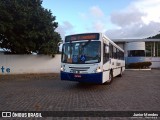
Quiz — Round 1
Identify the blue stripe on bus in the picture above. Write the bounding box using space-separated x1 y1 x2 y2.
61 71 102 84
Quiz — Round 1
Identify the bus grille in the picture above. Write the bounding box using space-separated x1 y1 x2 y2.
69 67 90 73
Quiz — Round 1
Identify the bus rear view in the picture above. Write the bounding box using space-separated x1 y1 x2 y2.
60 33 125 84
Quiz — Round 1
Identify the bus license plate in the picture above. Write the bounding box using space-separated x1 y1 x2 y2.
74 74 81 78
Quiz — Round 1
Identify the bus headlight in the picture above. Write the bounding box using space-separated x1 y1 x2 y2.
61 67 64 71
61 65 65 71
96 67 101 73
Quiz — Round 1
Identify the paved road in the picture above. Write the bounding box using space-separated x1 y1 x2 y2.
0 70 160 119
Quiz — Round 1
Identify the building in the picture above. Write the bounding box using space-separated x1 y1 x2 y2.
113 39 160 68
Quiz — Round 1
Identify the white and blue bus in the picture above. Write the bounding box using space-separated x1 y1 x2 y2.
61 33 125 84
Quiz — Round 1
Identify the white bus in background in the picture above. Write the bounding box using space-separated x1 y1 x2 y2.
60 33 125 84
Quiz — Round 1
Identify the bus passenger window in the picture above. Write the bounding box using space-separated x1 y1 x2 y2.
109 44 113 58
103 43 109 63
113 46 117 59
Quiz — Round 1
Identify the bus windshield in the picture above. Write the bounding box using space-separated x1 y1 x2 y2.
62 41 101 64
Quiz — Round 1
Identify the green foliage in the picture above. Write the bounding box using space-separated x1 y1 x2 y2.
148 33 160 39
128 62 152 69
0 0 61 56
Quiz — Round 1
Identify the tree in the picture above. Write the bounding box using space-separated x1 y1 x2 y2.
0 0 61 56
147 33 160 39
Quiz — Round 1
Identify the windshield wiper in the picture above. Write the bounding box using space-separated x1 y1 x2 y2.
81 40 91 48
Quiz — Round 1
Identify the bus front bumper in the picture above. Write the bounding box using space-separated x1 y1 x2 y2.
61 71 102 84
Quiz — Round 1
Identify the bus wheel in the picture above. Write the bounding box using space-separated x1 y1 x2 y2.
104 71 113 85
118 68 122 77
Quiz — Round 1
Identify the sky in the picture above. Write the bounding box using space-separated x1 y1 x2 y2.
42 0 160 40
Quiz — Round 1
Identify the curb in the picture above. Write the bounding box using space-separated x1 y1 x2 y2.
126 68 151 71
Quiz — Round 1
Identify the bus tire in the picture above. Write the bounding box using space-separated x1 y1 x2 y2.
104 71 113 85
118 68 123 77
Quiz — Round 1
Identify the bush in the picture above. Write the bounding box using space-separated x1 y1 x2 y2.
128 62 152 69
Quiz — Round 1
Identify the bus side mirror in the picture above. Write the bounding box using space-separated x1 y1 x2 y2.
105 46 109 53
58 42 63 53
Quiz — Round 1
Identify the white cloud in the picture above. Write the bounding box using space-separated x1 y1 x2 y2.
85 21 106 33
107 0 160 39
56 21 74 40
79 6 105 20
106 21 160 39
110 7 146 27
79 6 108 33
57 6 106 39
93 21 106 32
89 6 104 18
57 1 160 40
133 0 160 24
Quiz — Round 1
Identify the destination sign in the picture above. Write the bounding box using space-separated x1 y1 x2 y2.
65 33 99 42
